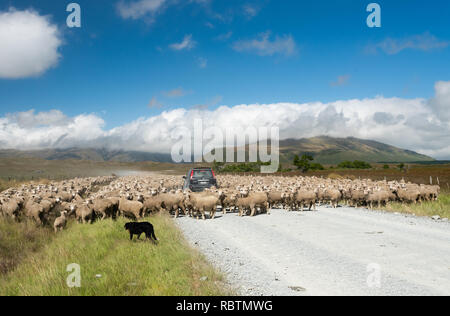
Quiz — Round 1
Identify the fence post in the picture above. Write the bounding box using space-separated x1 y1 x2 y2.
436 177 440 185
430 176 432 185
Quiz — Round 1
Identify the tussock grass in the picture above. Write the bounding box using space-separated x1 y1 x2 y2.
0 214 231 296
0 218 54 275
382 193 450 219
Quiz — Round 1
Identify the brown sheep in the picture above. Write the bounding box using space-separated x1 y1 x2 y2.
236 192 269 217
350 188 368 208
292 189 317 211
188 193 220 220
119 198 143 220
267 191 284 210
25 200 45 225
54 211 68 233
395 186 420 204
159 193 185 218
1 198 23 220
75 201 94 224
324 188 342 208
142 195 164 215
92 198 118 220
221 192 238 214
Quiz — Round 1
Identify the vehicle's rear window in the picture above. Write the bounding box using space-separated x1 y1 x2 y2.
193 170 213 178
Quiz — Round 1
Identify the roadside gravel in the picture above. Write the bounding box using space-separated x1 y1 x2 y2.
175 207 450 296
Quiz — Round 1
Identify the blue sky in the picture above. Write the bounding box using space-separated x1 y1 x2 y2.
0 0 450 158
1 0 449 126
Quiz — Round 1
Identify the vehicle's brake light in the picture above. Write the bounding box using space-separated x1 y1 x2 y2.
212 170 216 178
190 170 194 179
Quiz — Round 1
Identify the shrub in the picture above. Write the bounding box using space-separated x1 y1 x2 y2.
337 161 354 169
310 163 325 171
293 154 314 173
337 160 372 169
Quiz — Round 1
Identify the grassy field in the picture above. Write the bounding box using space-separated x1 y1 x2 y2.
0 214 232 296
0 158 190 181
380 193 450 219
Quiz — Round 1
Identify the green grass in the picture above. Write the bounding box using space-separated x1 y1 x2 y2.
0 214 232 296
381 193 450 219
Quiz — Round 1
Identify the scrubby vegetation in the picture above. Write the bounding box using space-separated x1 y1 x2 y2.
293 155 325 173
213 161 272 173
382 193 450 219
0 218 54 275
337 160 372 169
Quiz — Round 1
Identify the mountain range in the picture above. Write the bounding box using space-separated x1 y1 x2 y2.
0 136 434 165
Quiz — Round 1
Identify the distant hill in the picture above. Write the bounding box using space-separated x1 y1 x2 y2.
0 148 173 163
277 136 434 164
0 137 434 165
209 136 434 165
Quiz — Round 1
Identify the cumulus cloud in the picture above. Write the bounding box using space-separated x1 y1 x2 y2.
0 8 62 79
116 0 167 20
232 32 297 57
367 32 450 55
2 81 450 159
169 34 196 51
429 81 450 122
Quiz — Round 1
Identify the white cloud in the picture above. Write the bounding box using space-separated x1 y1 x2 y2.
116 0 167 20
232 32 297 57
429 81 450 121
0 8 62 79
1 81 450 159
367 32 450 55
169 34 196 51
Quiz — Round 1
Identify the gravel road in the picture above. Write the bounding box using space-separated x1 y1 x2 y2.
175 207 450 296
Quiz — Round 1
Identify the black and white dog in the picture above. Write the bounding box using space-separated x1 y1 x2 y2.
124 222 158 243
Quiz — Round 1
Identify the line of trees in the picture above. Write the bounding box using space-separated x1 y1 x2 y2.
337 160 372 169
213 155 410 174
213 161 273 173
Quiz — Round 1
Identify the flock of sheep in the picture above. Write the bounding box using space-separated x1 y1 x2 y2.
0 173 440 232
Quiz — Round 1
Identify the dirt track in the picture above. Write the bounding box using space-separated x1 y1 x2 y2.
176 207 450 296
